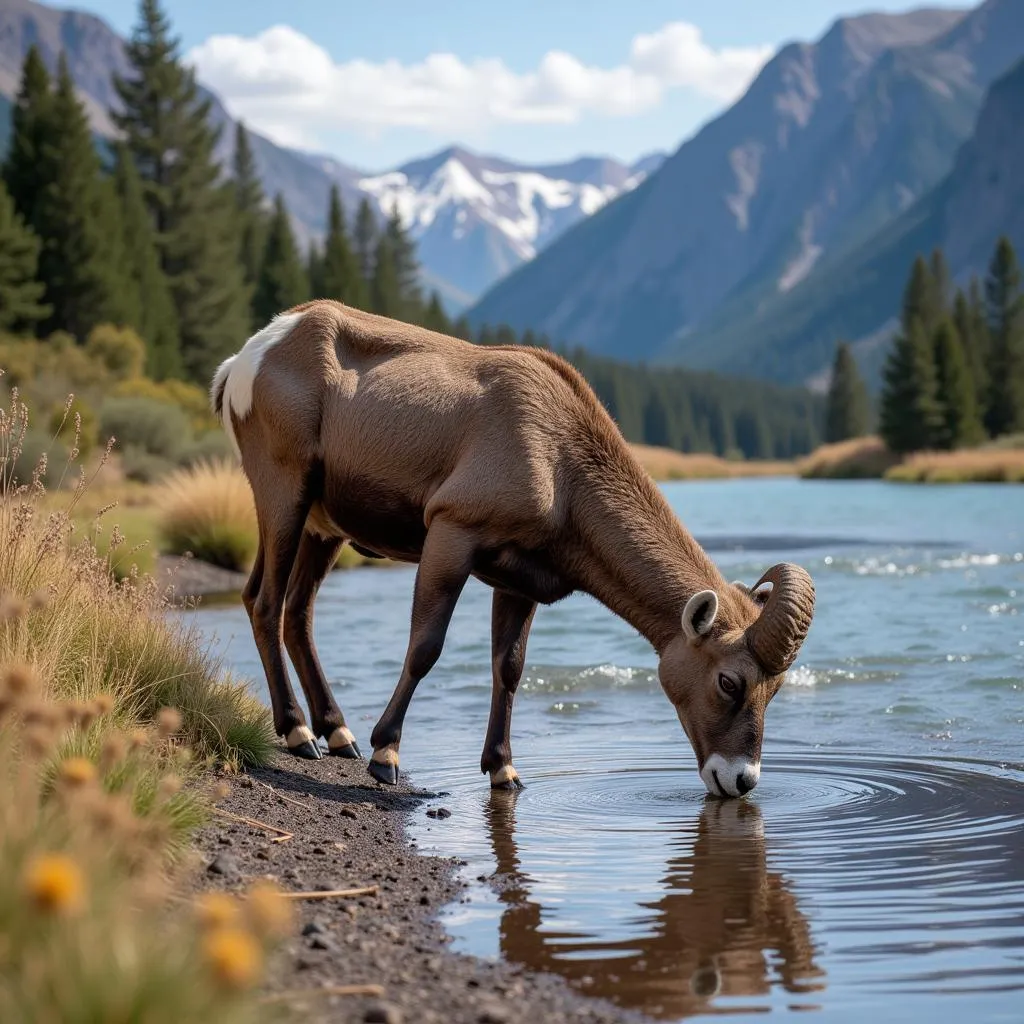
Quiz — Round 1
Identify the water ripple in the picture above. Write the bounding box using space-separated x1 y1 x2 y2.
410 748 1024 1021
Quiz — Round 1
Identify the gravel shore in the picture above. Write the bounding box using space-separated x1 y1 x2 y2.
192 751 650 1024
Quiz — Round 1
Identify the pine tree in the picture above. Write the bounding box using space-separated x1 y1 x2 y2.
984 236 1024 437
930 248 952 318
253 194 308 325
933 318 984 449
321 185 366 307
306 241 324 298
880 317 943 453
384 210 421 318
0 179 49 332
954 280 990 428
114 0 250 382
452 315 473 340
369 231 400 317
824 342 871 442
112 145 181 377
232 121 266 305
902 255 941 337
34 56 123 339
354 197 377 285
2 47 52 229
422 291 450 334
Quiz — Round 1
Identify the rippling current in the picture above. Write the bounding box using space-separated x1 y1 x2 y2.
185 480 1024 1021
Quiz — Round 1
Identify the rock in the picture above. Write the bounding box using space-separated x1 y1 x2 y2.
364 1002 402 1024
239 776 254 788
217 836 234 846
426 807 452 819
309 935 334 951
341 806 358 819
478 1007 509 1024
206 854 237 876
301 921 326 937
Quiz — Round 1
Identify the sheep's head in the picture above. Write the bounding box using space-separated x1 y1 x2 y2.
658 563 815 797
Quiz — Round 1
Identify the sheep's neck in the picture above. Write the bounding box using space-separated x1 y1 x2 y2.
569 461 725 654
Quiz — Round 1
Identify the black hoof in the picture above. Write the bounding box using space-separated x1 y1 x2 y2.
329 741 362 759
491 777 525 791
367 759 398 786
288 740 323 760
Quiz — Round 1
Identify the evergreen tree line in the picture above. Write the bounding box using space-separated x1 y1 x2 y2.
464 325 823 460
825 240 1024 452
0 0 825 460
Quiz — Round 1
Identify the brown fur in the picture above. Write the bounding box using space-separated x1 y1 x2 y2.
220 300 813 784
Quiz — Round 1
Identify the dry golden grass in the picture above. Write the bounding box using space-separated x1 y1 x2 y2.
0 382 287 1021
629 443 795 481
797 435 1024 483
156 459 260 572
885 448 1024 483
796 436 901 479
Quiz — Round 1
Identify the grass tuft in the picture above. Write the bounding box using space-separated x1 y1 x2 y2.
0 380 286 1021
156 459 259 572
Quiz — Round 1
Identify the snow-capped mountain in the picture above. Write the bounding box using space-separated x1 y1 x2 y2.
298 145 663 310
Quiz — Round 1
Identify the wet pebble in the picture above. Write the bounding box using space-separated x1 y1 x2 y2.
341 806 358 819
206 854 237 876
364 1002 402 1024
478 1007 509 1024
301 921 326 937
309 935 334 952
425 807 451 819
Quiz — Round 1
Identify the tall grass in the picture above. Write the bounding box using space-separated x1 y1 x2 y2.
1 384 274 768
157 459 259 572
0 381 288 1020
629 443 795 481
796 436 900 479
884 449 1024 483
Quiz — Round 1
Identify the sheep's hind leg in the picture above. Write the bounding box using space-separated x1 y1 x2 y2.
284 532 361 758
368 520 475 785
248 471 321 759
481 590 536 790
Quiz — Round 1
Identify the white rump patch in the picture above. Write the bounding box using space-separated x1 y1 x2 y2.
211 311 305 455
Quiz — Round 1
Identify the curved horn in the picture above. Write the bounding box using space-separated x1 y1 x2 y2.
746 563 815 675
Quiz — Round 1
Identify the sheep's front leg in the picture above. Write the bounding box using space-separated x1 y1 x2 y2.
368 520 475 785
481 590 536 789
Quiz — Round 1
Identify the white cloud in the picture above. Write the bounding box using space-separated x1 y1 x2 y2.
186 23 773 150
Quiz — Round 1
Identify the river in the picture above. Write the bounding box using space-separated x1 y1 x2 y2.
186 478 1024 1022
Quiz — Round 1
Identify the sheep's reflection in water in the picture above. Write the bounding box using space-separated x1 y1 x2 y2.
484 793 826 1019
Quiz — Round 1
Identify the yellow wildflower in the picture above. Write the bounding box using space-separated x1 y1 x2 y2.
245 880 294 939
195 891 242 930
202 927 263 990
22 854 85 915
57 757 97 788
156 707 183 736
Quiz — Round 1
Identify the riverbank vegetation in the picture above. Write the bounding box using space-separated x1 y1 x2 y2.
0 0 823 469
0 380 290 1020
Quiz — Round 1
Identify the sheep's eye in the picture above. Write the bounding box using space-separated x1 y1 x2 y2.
718 674 741 699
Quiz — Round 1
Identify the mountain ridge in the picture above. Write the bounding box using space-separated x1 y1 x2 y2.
0 0 661 310
468 2 1024 386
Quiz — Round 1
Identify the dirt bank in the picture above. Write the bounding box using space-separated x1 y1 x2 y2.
193 751 650 1024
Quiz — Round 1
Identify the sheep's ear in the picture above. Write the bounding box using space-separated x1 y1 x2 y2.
682 590 719 642
731 580 749 592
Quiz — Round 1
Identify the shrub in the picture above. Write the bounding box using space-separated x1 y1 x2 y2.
84 324 146 381
100 396 193 463
112 377 220 434
156 460 258 571
179 430 235 466
4 430 71 492
120 445 179 484
48 396 98 460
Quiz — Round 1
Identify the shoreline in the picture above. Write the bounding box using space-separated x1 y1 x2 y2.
193 751 649 1024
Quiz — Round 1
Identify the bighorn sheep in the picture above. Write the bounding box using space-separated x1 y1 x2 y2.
211 300 815 797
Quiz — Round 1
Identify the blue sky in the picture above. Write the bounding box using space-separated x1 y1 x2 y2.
77 1 967 170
